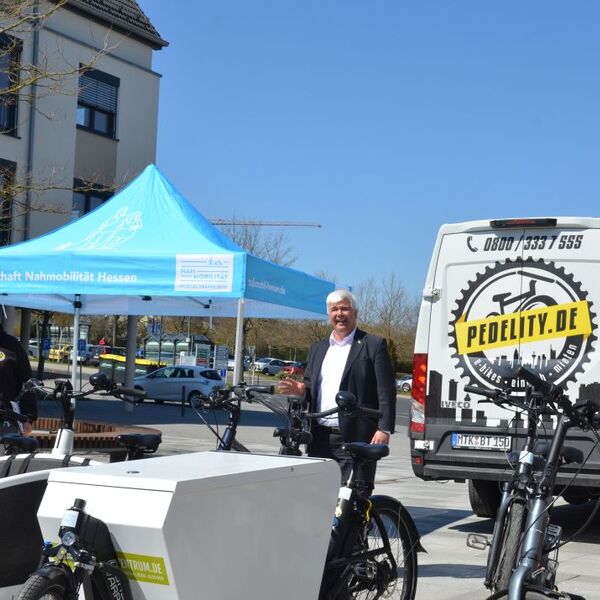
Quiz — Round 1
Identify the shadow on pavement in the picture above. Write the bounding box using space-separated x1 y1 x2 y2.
418 563 486 579
448 499 600 544
407 506 474 537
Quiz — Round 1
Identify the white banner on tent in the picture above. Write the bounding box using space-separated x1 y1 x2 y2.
175 254 234 292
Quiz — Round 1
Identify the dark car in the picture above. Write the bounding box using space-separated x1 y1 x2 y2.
281 361 307 377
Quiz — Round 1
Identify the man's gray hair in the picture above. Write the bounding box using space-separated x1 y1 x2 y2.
326 289 357 311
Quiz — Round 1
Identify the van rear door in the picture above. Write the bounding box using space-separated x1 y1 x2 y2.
412 218 600 490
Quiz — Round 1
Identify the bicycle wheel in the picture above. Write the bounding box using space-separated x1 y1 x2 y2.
491 500 526 592
339 496 418 600
17 572 68 600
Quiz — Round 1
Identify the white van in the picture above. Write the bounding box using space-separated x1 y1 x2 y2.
411 217 600 516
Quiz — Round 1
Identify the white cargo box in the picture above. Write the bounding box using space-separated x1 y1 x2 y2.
38 452 340 600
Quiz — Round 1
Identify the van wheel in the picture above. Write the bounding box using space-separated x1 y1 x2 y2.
468 479 501 518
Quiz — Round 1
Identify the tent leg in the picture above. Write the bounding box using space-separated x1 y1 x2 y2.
233 299 245 385
124 315 137 413
71 295 81 391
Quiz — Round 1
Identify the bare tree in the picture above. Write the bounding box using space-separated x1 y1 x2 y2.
218 220 298 267
355 277 379 326
0 0 113 242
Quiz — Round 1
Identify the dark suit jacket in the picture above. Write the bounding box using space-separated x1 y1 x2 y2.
303 329 396 443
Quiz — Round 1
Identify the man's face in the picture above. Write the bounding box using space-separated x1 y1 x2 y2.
328 299 358 340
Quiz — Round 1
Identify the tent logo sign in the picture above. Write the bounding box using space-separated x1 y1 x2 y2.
175 254 233 292
54 207 143 251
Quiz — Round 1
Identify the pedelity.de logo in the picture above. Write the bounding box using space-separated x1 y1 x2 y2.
449 259 596 391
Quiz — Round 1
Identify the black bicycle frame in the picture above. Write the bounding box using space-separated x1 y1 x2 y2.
508 413 572 599
485 391 539 588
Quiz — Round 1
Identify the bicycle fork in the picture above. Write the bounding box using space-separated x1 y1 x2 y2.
507 497 551 599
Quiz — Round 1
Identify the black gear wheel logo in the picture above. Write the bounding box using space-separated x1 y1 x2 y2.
449 258 596 390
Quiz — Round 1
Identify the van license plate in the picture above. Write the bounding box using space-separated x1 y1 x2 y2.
451 433 511 451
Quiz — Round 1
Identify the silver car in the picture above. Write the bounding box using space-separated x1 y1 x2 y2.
251 357 288 375
133 365 226 405
396 375 412 393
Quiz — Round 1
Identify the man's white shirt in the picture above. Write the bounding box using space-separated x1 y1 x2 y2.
317 329 356 427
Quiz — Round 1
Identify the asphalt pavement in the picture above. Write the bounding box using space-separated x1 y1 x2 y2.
36 362 600 599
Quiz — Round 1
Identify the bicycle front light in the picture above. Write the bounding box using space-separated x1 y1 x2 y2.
61 531 77 547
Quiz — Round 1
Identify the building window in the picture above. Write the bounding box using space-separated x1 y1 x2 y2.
0 35 21 136
72 179 112 220
0 159 15 246
76 68 119 138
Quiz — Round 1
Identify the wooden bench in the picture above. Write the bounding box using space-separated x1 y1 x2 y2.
32 418 162 462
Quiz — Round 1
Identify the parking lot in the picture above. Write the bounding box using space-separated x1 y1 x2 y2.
40 369 598 600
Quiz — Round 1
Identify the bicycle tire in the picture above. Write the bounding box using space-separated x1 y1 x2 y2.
492 500 526 592
16 572 68 600
338 496 418 600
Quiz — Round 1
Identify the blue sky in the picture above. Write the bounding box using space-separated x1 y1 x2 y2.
138 1 600 298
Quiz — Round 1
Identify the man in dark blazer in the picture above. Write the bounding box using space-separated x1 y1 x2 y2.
279 289 396 480
0 311 35 437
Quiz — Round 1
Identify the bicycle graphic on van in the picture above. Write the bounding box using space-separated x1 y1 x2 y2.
451 259 595 390
486 270 556 317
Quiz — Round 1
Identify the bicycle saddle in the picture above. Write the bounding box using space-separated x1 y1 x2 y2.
341 442 389 461
0 433 38 453
116 433 161 452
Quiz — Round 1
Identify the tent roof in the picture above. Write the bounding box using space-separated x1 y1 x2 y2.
0 165 334 318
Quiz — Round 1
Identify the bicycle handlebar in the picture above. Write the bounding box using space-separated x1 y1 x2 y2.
0 407 29 424
24 376 146 404
516 366 557 397
232 384 275 397
305 404 383 421
114 387 147 401
464 385 500 399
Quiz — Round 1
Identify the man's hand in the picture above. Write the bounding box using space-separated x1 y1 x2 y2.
370 430 390 445
21 421 33 435
277 378 306 397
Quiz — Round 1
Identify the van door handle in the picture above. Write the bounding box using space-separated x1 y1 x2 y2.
423 288 441 301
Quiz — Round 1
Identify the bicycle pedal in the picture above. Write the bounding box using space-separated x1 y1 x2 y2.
352 560 378 580
466 533 490 550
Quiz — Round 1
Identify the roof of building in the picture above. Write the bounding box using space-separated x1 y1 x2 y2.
65 0 168 49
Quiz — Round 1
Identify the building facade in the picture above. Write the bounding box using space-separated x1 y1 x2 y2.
0 0 167 245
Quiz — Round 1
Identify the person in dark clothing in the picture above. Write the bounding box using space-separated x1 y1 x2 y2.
278 289 396 481
0 315 35 435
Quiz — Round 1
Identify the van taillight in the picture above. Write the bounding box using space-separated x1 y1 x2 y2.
410 353 427 433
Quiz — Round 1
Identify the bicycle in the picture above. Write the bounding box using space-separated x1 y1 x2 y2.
17 496 132 600
198 384 423 599
23 385 422 600
467 366 600 600
465 381 559 593
1 376 154 599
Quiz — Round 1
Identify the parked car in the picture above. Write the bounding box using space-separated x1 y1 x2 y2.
48 344 71 362
28 340 39 357
69 343 96 365
396 375 412 393
281 361 307 377
133 365 226 405
227 356 251 371
98 345 127 357
251 357 288 375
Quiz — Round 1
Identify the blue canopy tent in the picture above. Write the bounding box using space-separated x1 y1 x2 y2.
0 165 335 384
